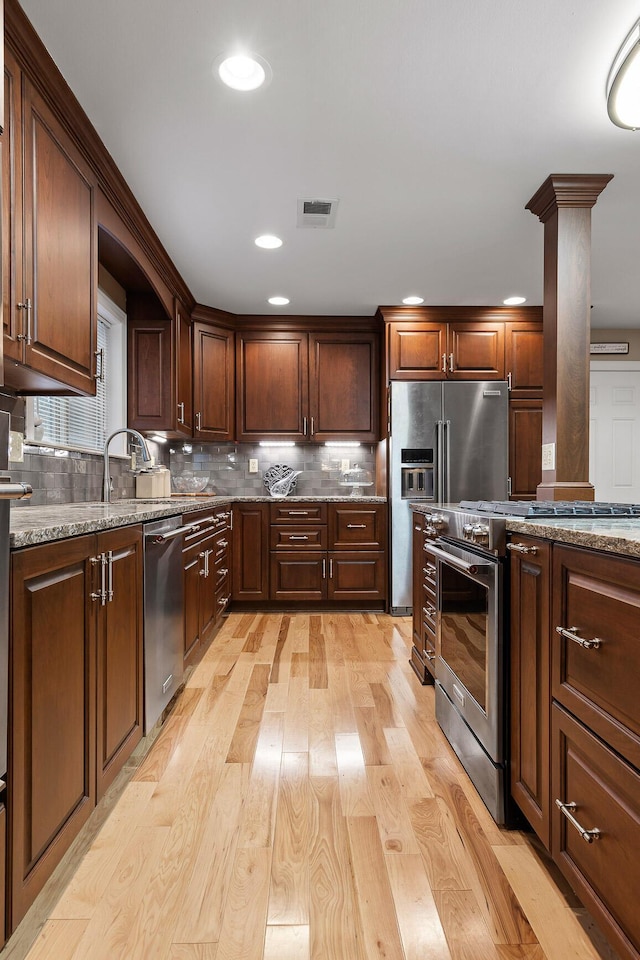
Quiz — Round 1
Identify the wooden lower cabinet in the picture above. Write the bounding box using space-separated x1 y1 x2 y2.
9 527 143 931
552 704 640 960
95 526 144 801
327 551 385 601
509 534 551 848
183 508 231 668
409 515 437 685
232 503 269 602
270 551 326 601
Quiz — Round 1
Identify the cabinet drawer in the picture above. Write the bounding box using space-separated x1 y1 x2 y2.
422 548 437 591
211 531 231 562
552 704 640 960
270 502 327 524
552 545 640 769
421 585 437 631
270 525 327 550
328 505 386 550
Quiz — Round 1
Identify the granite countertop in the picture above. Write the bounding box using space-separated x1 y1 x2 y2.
9 494 387 548
506 517 640 560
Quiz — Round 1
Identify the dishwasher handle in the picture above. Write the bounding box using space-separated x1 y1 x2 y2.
146 521 201 544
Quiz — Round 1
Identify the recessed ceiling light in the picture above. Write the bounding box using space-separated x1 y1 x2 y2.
255 234 282 249
268 296 290 306
503 296 527 305
402 296 424 305
216 54 269 91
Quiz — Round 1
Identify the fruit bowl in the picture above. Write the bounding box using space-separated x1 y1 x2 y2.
171 475 209 494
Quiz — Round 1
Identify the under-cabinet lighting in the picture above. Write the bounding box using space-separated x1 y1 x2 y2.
324 442 362 448
259 441 296 447
150 434 168 444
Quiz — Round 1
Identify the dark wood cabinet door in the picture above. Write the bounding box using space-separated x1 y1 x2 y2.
505 321 543 397
509 534 551 849
509 399 542 500
95 526 143 800
19 75 97 394
232 503 269 601
552 545 640 770
447 322 505 379
327 551 385 602
309 333 380 441
10 536 96 929
2 47 22 370
183 541 202 667
412 514 424 648
236 331 308 441
193 322 235 441
387 322 446 380
552 704 640 960
127 295 174 433
270 551 327 601
175 301 193 436
328 504 386 551
198 531 218 640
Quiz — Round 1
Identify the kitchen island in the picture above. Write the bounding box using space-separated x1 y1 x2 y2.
506 514 640 557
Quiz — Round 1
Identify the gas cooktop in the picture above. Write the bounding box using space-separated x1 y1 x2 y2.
458 500 640 518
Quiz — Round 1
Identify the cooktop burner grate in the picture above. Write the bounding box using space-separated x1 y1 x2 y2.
458 500 640 518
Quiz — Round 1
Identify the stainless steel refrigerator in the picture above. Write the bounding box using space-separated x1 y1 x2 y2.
389 380 508 614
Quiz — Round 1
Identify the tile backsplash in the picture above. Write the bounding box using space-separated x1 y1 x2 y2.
169 442 377 497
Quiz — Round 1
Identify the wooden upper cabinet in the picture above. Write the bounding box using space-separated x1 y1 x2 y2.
509 399 542 500
236 330 309 442
127 293 174 433
175 301 193 436
388 322 446 379
3 49 98 394
447 322 505 379
505 321 544 397
309 332 379 441
236 328 380 442
193 321 235 441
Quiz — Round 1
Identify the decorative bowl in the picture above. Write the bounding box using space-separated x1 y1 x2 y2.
172 475 209 494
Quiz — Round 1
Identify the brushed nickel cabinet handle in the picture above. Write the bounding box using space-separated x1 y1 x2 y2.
555 625 602 650
195 412 202 430
507 542 539 555
442 353 447 373
303 416 308 436
94 348 105 382
346 523 366 529
177 401 185 424
329 558 334 578
106 550 114 602
555 800 601 843
322 558 326 578
449 352 454 372
424 651 436 662
17 298 32 344
289 535 309 541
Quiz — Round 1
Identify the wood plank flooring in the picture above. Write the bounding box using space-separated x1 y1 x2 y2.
8 613 621 960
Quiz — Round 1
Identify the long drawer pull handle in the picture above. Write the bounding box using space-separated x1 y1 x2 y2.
289 535 310 541
346 523 367 529
507 542 539 555
555 625 602 650
287 510 309 516
555 800 601 843
424 651 436 662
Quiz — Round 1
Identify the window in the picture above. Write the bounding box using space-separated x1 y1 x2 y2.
27 291 127 455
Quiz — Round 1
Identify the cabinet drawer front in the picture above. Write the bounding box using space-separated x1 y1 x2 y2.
421 584 437 631
552 704 640 960
552 546 640 769
329 505 386 550
270 526 327 550
270 502 327 524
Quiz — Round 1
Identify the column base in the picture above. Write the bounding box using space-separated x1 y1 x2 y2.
536 481 595 502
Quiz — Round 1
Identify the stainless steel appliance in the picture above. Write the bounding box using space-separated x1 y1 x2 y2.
415 504 510 823
143 515 192 732
0 412 32 785
389 381 508 614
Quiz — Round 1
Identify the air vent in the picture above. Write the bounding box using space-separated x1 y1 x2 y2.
297 197 339 228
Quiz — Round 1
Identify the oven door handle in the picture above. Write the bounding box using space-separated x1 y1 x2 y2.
428 541 493 574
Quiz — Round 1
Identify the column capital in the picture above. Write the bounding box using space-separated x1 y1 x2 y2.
526 174 613 223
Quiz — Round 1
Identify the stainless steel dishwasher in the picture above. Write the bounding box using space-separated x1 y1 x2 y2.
143 515 197 732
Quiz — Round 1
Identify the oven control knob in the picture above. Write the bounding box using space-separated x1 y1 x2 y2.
462 523 474 540
471 523 489 546
429 514 447 531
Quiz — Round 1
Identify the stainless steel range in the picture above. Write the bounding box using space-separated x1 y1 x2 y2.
413 499 640 825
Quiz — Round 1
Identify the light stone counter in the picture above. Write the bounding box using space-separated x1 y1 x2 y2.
10 495 386 548
506 517 640 560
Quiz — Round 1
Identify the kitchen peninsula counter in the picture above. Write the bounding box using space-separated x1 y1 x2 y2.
9 495 386 548
506 516 640 559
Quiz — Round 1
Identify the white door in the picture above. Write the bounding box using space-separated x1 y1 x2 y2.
590 361 640 502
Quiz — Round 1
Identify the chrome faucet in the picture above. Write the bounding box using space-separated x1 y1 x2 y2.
102 428 153 502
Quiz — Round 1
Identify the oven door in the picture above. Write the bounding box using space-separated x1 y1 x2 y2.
429 538 503 763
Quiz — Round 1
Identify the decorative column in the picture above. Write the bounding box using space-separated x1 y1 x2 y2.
526 174 612 501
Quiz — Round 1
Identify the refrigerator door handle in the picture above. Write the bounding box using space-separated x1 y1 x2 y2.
445 419 451 502
436 420 444 502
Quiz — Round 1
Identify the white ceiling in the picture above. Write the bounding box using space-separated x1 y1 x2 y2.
17 0 640 327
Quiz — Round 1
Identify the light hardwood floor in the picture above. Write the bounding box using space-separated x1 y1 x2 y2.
6 613 620 960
